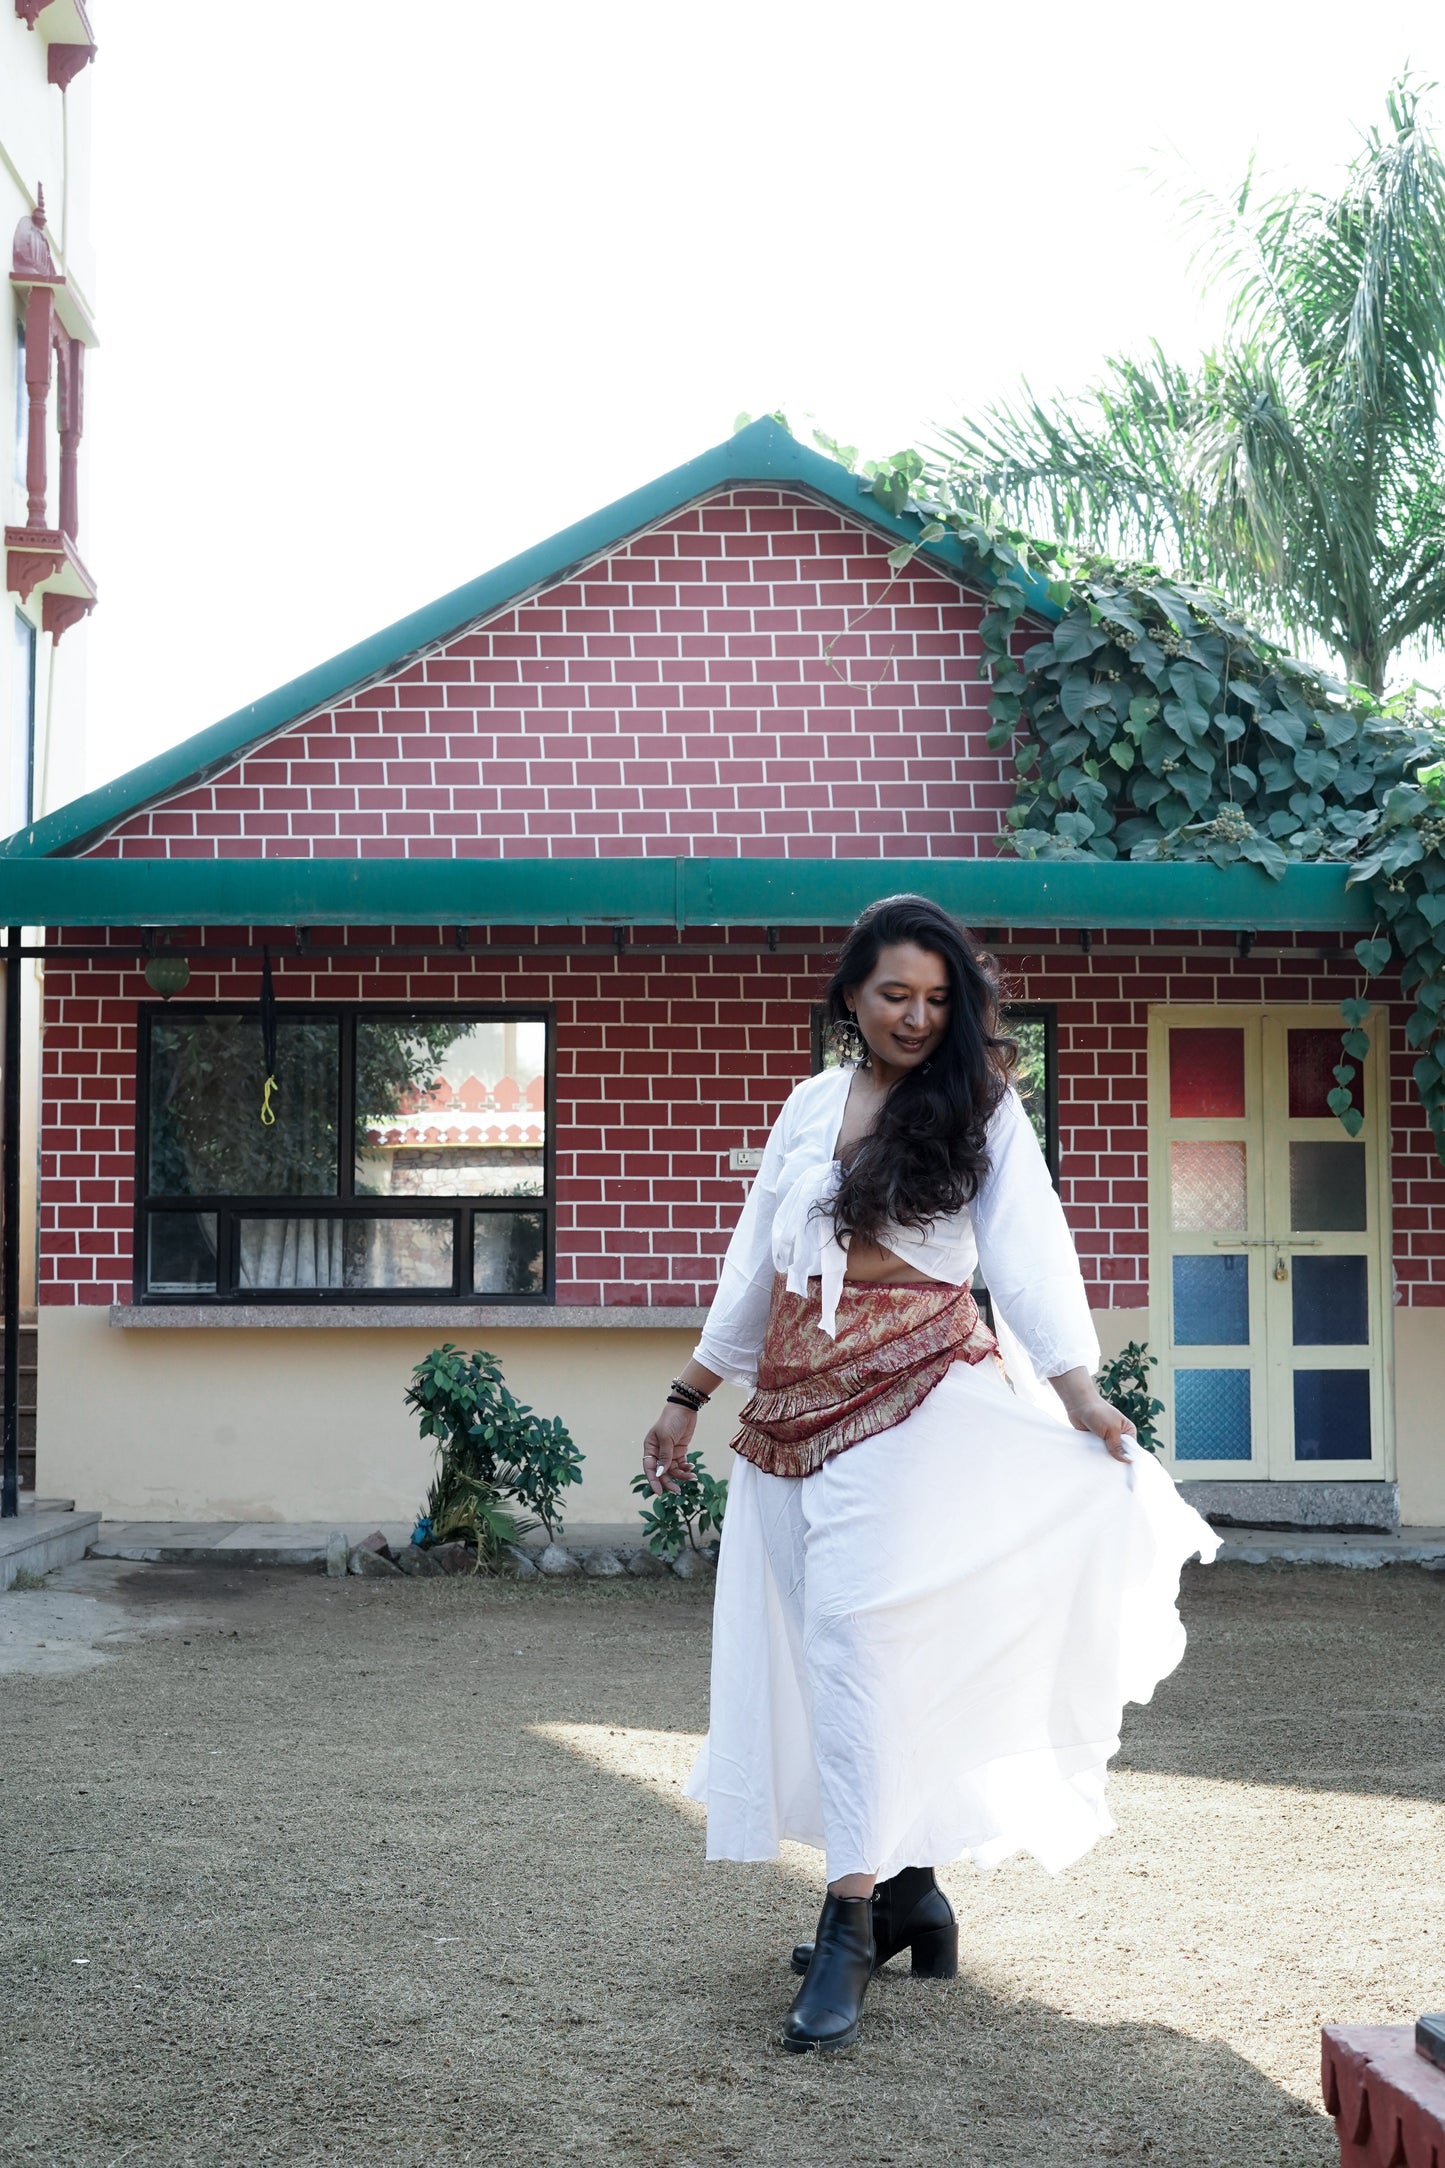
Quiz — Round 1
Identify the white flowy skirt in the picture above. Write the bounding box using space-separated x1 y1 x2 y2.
684 1356 1219 1883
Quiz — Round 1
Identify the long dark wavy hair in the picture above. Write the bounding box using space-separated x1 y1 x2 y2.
825 895 1015 1246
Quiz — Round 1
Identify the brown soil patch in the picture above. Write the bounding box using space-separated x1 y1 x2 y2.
4 1559 1441 2166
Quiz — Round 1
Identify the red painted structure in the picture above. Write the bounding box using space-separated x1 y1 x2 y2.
1323 2026 1445 2167
31 486 1445 1314
5 190 96 641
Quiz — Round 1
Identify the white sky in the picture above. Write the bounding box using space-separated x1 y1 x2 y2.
82 0 1445 795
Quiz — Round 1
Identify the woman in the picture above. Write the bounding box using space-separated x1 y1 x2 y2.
642 895 1216 2053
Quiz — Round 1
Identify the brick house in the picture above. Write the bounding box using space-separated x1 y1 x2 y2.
1 418 1436 1531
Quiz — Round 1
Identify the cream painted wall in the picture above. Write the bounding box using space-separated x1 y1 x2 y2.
36 1310 742 1528
41 1300 1445 1529
1389 1308 1445 1527
1092 1307 1148 1364
40 1304 1148 1529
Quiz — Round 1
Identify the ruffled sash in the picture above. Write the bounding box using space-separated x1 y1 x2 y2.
731 1274 999 1479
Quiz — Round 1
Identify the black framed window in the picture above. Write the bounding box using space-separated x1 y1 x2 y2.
137 1007 554 1304
810 1001 1058 1180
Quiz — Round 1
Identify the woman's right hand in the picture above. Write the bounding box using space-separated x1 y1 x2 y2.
642 1401 696 1494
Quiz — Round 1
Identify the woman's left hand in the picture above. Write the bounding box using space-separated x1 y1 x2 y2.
1048 1367 1136 1463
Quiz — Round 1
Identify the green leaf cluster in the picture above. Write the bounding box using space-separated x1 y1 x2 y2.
1094 1341 1166 1455
827 434 1445 1158
629 1451 728 1561
406 1344 584 1563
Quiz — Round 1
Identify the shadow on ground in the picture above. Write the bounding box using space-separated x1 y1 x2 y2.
5 1557 1438 2165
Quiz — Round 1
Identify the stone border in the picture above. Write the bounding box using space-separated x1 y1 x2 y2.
337 1532 717 1583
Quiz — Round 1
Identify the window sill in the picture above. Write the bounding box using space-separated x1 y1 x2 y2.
108 1303 711 1331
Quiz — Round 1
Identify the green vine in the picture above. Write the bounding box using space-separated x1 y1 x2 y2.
831 438 1445 1159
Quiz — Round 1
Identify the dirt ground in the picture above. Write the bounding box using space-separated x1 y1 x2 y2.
3 1557 1443 2168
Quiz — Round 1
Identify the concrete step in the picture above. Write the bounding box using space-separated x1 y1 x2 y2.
1215 1524 1445 1567
0 1508 101 1591
88 1520 419 1568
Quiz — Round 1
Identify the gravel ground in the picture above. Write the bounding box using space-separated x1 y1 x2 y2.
3 1556 1443 2168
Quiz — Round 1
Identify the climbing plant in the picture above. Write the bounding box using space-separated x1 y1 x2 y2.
808 429 1445 1159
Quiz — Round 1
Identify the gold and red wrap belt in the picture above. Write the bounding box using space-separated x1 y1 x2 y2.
730 1273 1000 1480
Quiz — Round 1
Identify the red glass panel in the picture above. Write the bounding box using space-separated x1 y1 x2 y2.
1288 1029 1364 1120
1169 1028 1246 1118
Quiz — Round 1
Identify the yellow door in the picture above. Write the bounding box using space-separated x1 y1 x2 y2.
1147 1006 1392 1480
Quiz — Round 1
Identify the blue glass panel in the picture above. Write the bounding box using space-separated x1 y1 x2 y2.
1174 1368 1252 1462
1173 1254 1249 1345
1293 1370 1372 1461
1292 1256 1368 1346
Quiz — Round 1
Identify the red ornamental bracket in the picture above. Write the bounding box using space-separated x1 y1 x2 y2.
1323 2025 1445 2167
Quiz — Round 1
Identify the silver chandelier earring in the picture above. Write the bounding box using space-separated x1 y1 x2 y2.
833 1012 867 1066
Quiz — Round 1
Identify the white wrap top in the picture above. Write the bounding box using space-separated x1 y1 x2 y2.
693 1065 1099 1401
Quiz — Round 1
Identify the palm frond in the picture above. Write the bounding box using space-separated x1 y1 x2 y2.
932 73 1445 694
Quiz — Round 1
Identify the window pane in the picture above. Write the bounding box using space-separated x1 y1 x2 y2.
236 1217 453 1291
1172 1254 1249 1345
1170 1141 1247 1231
149 1016 339 1196
1292 1256 1369 1345
1293 1369 1372 1461
1173 1368 1252 1461
1010 1016 1049 1159
1169 1028 1245 1118
355 1018 547 1199
11 610 35 833
473 1211 546 1296
1288 1029 1364 1120
1289 1141 1367 1231
147 1212 218 1294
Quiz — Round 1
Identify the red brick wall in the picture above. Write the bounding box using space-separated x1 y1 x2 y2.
90 492 1013 862
39 928 1445 1311
1000 934 1445 1309
40 930 830 1309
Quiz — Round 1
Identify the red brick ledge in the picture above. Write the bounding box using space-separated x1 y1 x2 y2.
106 1304 711 1331
1322 2024 1445 2166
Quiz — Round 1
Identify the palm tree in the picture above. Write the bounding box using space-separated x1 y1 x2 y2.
933 79 1445 696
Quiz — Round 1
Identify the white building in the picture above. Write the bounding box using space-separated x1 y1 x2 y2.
4 0 96 823
2 0 97 1474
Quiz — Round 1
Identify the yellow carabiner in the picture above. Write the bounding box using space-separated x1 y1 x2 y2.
260 1074 278 1126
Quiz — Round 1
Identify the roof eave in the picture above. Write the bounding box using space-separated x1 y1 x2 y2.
0 854 1374 933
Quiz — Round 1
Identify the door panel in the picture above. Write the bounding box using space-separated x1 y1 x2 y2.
1148 1007 1391 1480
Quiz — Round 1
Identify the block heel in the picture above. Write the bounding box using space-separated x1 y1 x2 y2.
789 1865 958 1979
908 1920 959 1978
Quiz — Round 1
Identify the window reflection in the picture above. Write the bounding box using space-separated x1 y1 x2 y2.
355 1018 546 1199
149 1016 339 1196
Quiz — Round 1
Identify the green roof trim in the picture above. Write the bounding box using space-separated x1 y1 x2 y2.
0 854 1374 931
4 419 1059 863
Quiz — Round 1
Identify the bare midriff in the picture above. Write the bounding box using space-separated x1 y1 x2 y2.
842 1237 948 1288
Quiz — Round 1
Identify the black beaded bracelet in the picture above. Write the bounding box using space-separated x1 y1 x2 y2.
666 1393 701 1411
669 1375 710 1409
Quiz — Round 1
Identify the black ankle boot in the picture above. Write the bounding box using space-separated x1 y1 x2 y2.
790 1866 958 1979
781 1893 875 2052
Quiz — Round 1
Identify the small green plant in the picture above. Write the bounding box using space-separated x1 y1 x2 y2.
406 1345 584 1565
631 1451 728 1561
1095 1341 1166 1455
9 1567 47 1591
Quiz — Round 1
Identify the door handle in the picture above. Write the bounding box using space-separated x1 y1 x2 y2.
1209 1238 1321 1249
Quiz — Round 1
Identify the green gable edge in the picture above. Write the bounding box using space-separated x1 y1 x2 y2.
2 417 1058 863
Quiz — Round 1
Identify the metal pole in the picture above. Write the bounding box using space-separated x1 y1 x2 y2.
2 928 20 1518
